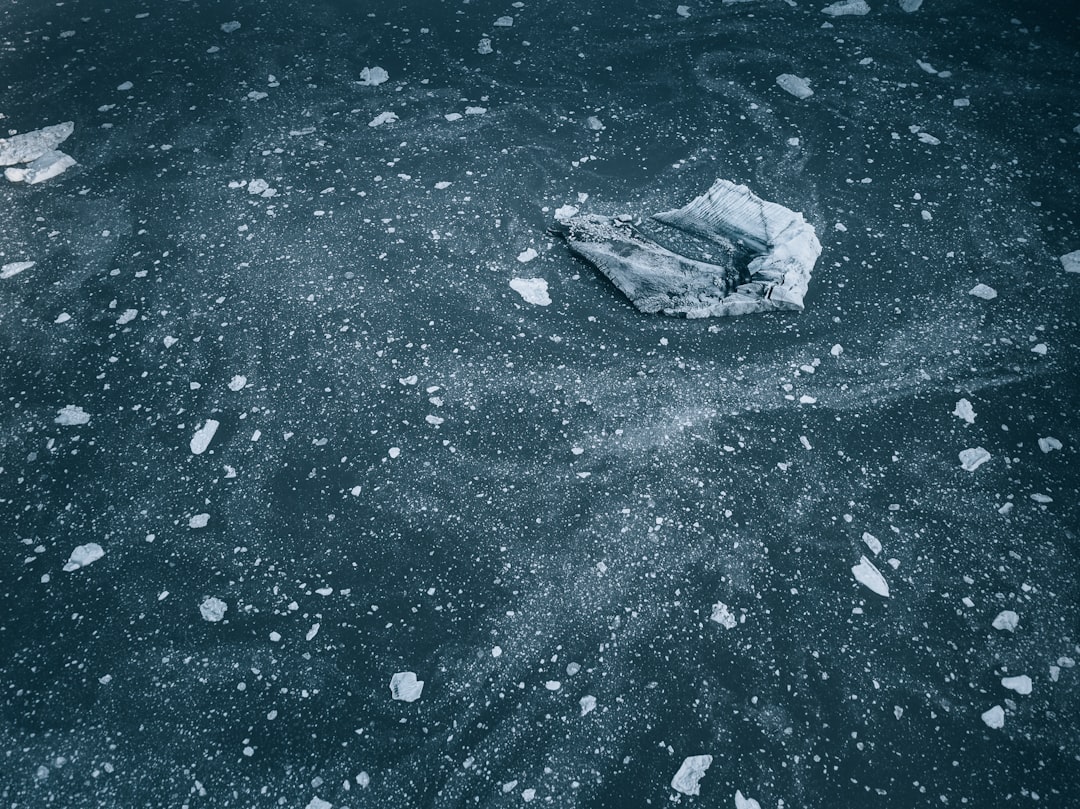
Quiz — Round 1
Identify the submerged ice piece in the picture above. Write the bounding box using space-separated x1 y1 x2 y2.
554 179 820 317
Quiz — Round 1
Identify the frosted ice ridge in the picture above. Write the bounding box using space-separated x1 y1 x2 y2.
553 179 820 317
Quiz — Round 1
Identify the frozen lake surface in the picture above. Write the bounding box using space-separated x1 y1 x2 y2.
1 0 1078 806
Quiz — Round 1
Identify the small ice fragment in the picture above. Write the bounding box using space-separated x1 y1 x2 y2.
851 555 890 597
586 116 605 131
1031 343 1047 356
862 532 882 555
306 622 320 641
117 81 133 91
0 121 74 166
55 313 71 324
478 38 493 54
304 797 331 809
917 132 941 145
63 543 104 572
200 596 227 622
992 610 1019 632
1030 493 1052 504
522 789 536 802
390 671 424 702
368 112 398 128
228 374 247 391
544 680 561 691
916 59 938 74
190 419 220 454
969 283 996 300
1060 250 1080 273
799 435 812 450
821 0 870 15
246 91 268 101
776 74 813 99
1001 675 1032 695
5 150 76 184
954 98 970 107
510 277 551 306
221 21 241 33
425 414 444 426
358 66 389 86
676 6 691 17
554 204 579 219
493 16 514 27
735 791 762 809
1038 437 1062 453
189 513 210 529
116 308 138 325
502 781 518 793
55 405 90 426
444 112 462 122
434 181 451 189
465 106 487 115
580 695 597 716
671 755 713 796
492 645 503 657
517 247 538 263
710 601 738 629
959 447 990 471
1 261 34 279
981 705 1005 729
899 0 923 11
247 178 271 195
386 446 401 460
952 398 976 424
830 343 843 357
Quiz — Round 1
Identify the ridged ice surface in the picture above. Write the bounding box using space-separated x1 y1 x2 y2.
0 121 74 167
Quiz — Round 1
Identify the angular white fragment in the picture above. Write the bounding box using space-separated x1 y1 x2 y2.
899 0 923 11
851 555 890 597
586 116 605 131
516 247 538 263
776 74 813 99
862 531 882 555
189 513 210 529
5 150 76 184
221 21 241 33
1 261 34 279
671 755 713 796
502 781 518 793
800 435 812 450
478 38 493 54
510 277 551 306
992 610 1019 632
491 645 502 657
952 398 975 424
522 789 536 802
735 791 762 809
228 374 247 391
368 112 398 128
55 313 71 323
580 695 597 716
444 112 462 122
425 414 444 425
831 343 843 357
465 106 487 115
822 0 870 15
0 121 74 166
1031 343 1047 355
200 596 227 622
306 622 320 641
434 181 451 190
544 680 561 691
981 705 1004 729
959 447 990 471
493 16 514 27
917 131 941 145
63 543 105 572
1001 675 1032 695
116 308 138 325
190 419 220 455
304 797 330 809
710 601 738 629
390 671 424 702
55 405 90 426
358 66 389 86
554 204 579 219
1038 437 1062 453
1030 493 1052 504
969 283 996 300
1059 250 1080 273
677 5 691 17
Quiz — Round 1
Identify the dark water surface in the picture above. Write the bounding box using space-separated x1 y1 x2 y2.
2 0 1079 806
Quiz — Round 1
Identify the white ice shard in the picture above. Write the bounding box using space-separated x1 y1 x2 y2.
358 66 389 86
368 111 398 128
952 398 975 424
200 596 228 622
190 419 220 454
510 277 551 306
55 405 90 426
899 0 923 11
981 705 1004 729
555 179 820 317
0 121 73 166
862 531 882 555
959 447 990 471
5 149 77 184
671 755 713 796
1060 250 1080 273
1 261 34 279
776 74 814 99
1038 437 1062 453
992 610 1019 632
735 791 762 809
851 555 890 597
1001 675 1032 695
710 601 738 628
580 695 597 716
968 283 996 300
63 542 105 572
390 671 424 702
822 0 870 15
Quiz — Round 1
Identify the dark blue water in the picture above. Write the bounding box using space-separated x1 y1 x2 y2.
2 0 1078 806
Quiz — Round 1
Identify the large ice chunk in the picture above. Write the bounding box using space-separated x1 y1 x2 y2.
390 671 424 702
851 555 890 597
822 0 870 15
63 543 105 572
671 755 713 796
5 149 76 184
190 419 220 454
1060 250 1080 274
554 180 820 317
776 74 814 99
959 447 990 471
0 121 74 166
735 791 762 809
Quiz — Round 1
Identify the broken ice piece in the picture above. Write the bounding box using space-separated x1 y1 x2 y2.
1038 437 1062 453
580 695 597 716
952 398 975 424
851 555 890 597
368 112 398 128
862 531 882 555
1059 250 1080 273
390 671 424 702
478 38 493 54
554 204 579 219
959 447 990 471
776 74 814 99
980 705 1005 729
991 610 1019 632
899 0 923 11
189 513 210 529
493 16 514 27
710 601 738 628
358 66 389 86
221 21 241 33
516 247 538 263
1001 675 1032 695
5 150 76 184
0 121 73 166
1 261 34 279
821 0 870 15
676 5 691 17
735 791 762 809
509 277 551 306
671 755 713 796
55 405 90 426
200 596 228 622
190 419 220 455
63 542 105 572
228 374 248 391
304 798 331 809
968 283 997 300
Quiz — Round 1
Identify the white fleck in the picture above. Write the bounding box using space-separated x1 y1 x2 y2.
55 405 90 426
992 610 1019 632
851 555 890 597
390 671 424 702
959 447 991 471
200 596 227 622
189 513 210 529
671 755 713 796
510 277 551 306
63 543 105 572
969 283 996 300
981 705 1005 729
190 419 220 455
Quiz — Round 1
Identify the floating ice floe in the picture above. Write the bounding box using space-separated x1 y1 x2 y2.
968 283 996 300
0 121 73 166
822 0 870 15
1 261 34 279
493 16 514 27
1060 250 1080 274
959 447 990 471
776 74 813 99
552 179 820 317
200 596 228 622
189 513 210 528
510 277 551 306
580 695 597 716
368 112 398 128
952 398 975 424
710 601 738 628
358 66 389 86
677 5 692 17
516 247 538 263
221 21 241 33
190 419 220 455
851 555 890 597
5 149 77 185
478 38 493 54
63 543 105 572
980 705 1004 729
671 755 712 796
304 798 331 809
1001 675 1032 695
55 405 90 426
390 671 424 702
862 531 882 555
992 610 1019 632
899 0 923 11
228 374 248 391
1038 437 1062 453
735 791 762 809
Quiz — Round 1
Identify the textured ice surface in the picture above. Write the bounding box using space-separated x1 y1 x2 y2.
822 0 871 15
670 755 712 795
5 149 76 184
55 405 90 426
390 671 424 702
959 447 991 471
1 261 35 279
199 596 227 622
851 555 890 597
63 543 105 572
992 610 1019 632
190 419 220 455
1060 250 1080 273
509 277 551 306
0 121 73 166
776 73 814 99
981 705 1005 729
